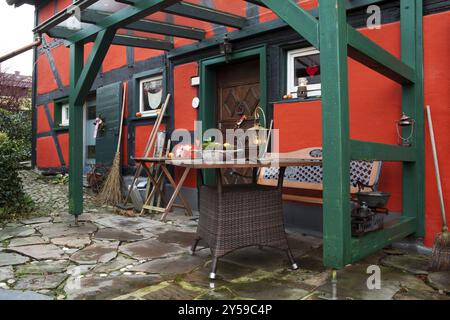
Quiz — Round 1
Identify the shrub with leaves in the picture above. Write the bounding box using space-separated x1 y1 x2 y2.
0 132 34 216
0 108 32 162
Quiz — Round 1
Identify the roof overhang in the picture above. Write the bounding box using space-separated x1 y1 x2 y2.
6 0 37 7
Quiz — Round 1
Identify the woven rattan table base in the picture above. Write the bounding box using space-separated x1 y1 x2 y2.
192 184 298 279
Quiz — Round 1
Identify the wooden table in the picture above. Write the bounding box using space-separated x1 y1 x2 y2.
134 157 192 218
167 157 321 279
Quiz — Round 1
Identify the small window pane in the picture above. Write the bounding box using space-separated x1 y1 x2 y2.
61 103 69 126
286 48 322 98
140 76 163 113
292 54 321 86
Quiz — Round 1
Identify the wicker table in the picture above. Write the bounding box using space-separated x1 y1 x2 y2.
167 158 320 279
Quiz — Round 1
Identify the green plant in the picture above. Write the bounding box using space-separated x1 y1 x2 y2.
51 173 69 185
0 108 32 162
0 132 34 217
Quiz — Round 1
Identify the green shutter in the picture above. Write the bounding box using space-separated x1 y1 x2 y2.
95 82 123 166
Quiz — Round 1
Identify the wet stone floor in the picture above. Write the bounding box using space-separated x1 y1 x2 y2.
0 171 448 300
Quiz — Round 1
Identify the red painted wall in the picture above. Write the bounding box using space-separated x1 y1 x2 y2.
173 62 199 188
423 11 450 246
36 136 61 168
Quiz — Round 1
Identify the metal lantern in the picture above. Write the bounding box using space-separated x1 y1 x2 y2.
396 113 415 147
220 34 233 63
248 107 268 147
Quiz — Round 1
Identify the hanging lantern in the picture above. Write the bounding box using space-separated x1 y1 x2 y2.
247 107 269 160
396 113 415 147
219 34 233 63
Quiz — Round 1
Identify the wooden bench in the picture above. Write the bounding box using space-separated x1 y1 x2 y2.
257 147 382 204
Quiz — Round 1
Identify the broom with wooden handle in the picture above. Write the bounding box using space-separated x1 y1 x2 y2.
427 105 450 271
98 82 128 205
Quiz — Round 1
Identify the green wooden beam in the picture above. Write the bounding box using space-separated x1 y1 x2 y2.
319 0 351 269
82 9 205 40
112 34 173 50
246 0 388 10
73 29 115 106
347 25 416 84
350 140 417 162
401 0 425 237
118 0 247 28
68 0 181 43
261 0 319 49
351 217 417 262
68 42 84 216
163 2 247 29
48 26 173 50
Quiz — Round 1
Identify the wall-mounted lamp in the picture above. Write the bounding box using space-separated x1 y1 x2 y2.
219 34 233 63
396 113 415 147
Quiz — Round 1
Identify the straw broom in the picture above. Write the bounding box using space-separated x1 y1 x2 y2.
98 82 128 205
427 105 450 271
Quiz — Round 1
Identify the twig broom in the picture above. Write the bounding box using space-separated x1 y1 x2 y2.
98 82 128 205
427 105 450 271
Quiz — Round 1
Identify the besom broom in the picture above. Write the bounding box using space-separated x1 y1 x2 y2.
427 105 450 271
97 82 128 206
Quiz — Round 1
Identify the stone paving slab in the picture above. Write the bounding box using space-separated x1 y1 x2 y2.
92 254 137 274
37 222 98 239
64 274 162 300
70 241 119 265
9 244 66 260
229 278 311 300
195 287 238 300
50 235 91 249
16 260 70 275
93 215 162 232
381 253 431 275
184 259 256 288
156 230 198 248
119 239 185 261
94 228 146 242
393 287 450 300
0 252 30 266
0 288 53 300
14 273 69 291
428 272 450 293
0 226 36 241
317 264 436 300
8 236 48 247
221 247 294 272
21 217 53 225
0 266 14 282
130 254 206 276
138 283 200 300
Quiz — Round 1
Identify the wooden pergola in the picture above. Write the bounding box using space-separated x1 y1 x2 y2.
33 0 425 269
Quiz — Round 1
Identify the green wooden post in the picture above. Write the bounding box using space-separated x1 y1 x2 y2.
401 0 425 236
68 42 84 216
319 0 351 268
68 29 116 216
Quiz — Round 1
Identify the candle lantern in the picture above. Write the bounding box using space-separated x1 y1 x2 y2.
396 113 415 147
247 107 268 159
220 34 233 63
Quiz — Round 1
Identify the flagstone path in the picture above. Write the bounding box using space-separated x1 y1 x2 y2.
0 170 448 300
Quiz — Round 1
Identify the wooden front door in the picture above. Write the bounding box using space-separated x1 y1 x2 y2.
216 58 260 185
